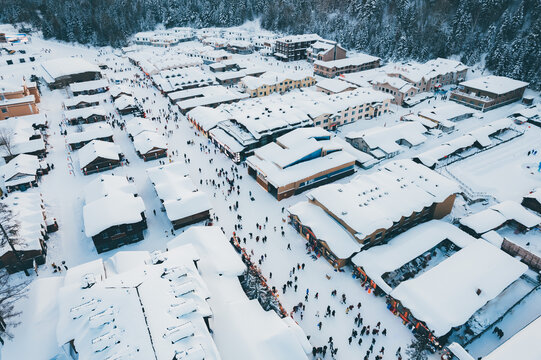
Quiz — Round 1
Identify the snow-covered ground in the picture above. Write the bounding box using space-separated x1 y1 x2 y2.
2 28 541 360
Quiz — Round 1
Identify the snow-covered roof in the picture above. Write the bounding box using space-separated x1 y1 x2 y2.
167 226 245 276
482 316 541 360
288 201 360 259
114 94 137 110
351 220 476 293
0 192 45 256
459 201 541 234
459 75 529 95
63 93 106 108
83 174 137 204
109 84 133 98
388 58 468 84
390 239 527 337
241 71 313 90
56 246 220 360
447 343 475 360
41 57 101 82
146 162 212 223
186 106 229 132
126 117 157 137
64 105 106 120
152 67 215 93
418 103 475 123
0 94 35 106
1 154 39 183
66 123 113 146
83 189 145 237
523 187 541 203
78 140 121 169
276 34 320 43
306 159 460 239
314 54 380 68
316 78 356 93
69 79 109 93
346 122 427 156
133 131 167 154
171 85 248 110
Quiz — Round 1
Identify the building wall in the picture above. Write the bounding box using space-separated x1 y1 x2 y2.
244 76 316 98
314 59 380 78
373 83 418 105
432 194 456 219
0 101 39 120
450 86 526 111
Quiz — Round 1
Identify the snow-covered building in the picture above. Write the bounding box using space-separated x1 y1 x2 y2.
125 117 157 139
82 175 146 253
152 67 215 93
450 75 529 111
239 71 316 98
63 93 105 110
246 127 356 200
522 187 541 214
0 193 48 273
0 116 47 161
351 220 475 294
418 103 476 131
413 118 517 168
169 85 249 114
41 57 102 89
1 154 48 192
69 79 109 96
128 51 203 75
371 75 419 105
297 159 460 247
345 122 427 159
306 39 346 63
66 123 114 150
64 106 107 125
114 94 140 115
109 84 133 100
459 201 541 237
316 78 357 95
313 54 381 78
146 162 212 229
132 131 168 161
78 140 122 175
0 95 38 120
387 239 527 342
386 58 468 92
273 34 321 62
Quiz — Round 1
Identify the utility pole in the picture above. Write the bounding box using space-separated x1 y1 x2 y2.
0 223 30 277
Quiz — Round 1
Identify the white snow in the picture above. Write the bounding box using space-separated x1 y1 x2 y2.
459 75 529 95
390 239 527 337
78 140 121 169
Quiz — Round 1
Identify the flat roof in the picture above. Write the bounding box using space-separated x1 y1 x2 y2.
460 75 529 95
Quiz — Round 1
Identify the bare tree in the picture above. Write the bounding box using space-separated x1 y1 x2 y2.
0 202 28 340
0 128 15 159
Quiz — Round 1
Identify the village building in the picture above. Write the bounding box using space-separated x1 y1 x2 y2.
78 140 122 175
66 123 114 150
522 188 541 214
114 94 140 115
297 159 460 247
386 58 468 92
133 31 179 47
273 34 321 62
69 79 109 96
413 118 518 168
41 57 102 89
246 127 356 200
387 238 527 344
186 106 230 137
371 76 418 105
214 68 266 86
417 103 476 131
1 154 48 192
351 220 475 295
109 84 133 100
63 93 105 110
239 71 316 98
17 225 310 359
459 200 541 237
315 78 357 95
314 54 381 78
147 162 212 229
0 95 38 120
132 131 168 161
450 75 529 111
152 67 215 93
125 117 157 140
83 175 146 253
64 106 107 125
0 78 40 103
0 116 47 162
169 85 249 114
306 39 346 63
0 193 48 273
226 40 254 54
345 122 427 159
128 51 203 76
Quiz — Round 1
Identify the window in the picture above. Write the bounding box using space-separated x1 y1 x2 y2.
1 108 6 113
